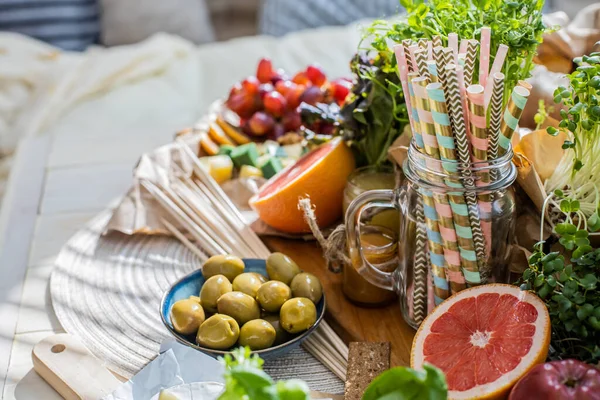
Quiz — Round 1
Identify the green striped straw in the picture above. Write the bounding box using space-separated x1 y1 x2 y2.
498 85 530 156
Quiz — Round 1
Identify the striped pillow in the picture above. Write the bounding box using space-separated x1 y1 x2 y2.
0 0 100 51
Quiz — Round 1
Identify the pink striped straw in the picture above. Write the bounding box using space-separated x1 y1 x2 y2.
448 33 459 64
479 27 491 87
393 45 418 142
484 44 509 109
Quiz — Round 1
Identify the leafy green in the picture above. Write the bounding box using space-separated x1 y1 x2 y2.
218 347 310 400
544 53 600 232
336 0 547 167
362 364 448 400
520 223 600 363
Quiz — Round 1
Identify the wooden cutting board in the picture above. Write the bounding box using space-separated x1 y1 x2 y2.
263 237 415 367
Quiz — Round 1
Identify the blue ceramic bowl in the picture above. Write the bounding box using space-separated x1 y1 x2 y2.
160 258 326 358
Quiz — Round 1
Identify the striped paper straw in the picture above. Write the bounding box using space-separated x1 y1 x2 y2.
457 54 466 67
427 41 433 60
432 35 442 48
403 39 418 72
483 44 508 108
426 82 468 293
426 60 438 83
436 47 453 90
393 45 422 148
455 64 471 139
467 85 492 257
448 33 459 64
417 38 428 49
412 75 451 302
463 39 479 86
443 64 485 286
412 47 429 80
488 73 505 162
498 85 530 156
479 27 491 87
413 194 429 324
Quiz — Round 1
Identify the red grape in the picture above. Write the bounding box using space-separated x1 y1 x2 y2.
275 80 297 96
269 123 286 140
300 85 324 105
256 58 274 83
331 78 352 104
284 84 306 109
282 111 302 131
306 64 327 86
241 76 260 94
270 68 287 85
292 72 311 85
226 92 260 119
263 91 287 117
248 112 275 136
259 83 274 100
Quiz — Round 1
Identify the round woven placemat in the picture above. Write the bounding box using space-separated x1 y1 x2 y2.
51 210 344 394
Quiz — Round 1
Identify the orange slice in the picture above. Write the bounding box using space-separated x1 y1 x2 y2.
411 284 550 400
249 138 355 233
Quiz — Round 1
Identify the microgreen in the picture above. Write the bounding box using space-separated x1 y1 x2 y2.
520 224 600 363
218 347 310 400
362 364 448 400
544 53 600 233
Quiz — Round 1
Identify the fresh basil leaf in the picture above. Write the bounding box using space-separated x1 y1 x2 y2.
362 364 447 400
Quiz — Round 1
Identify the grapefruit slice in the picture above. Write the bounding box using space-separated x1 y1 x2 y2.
411 284 550 400
250 138 355 233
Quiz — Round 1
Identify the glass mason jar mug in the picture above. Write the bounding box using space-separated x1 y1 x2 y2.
346 139 517 329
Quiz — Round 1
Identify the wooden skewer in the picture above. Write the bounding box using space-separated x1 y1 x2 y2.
161 218 208 262
303 339 347 380
311 330 348 367
140 180 226 255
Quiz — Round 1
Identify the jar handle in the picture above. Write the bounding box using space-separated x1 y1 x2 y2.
345 189 399 292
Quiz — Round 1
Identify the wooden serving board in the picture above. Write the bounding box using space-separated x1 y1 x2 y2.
263 237 416 367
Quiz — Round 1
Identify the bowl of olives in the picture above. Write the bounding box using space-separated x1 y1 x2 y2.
160 253 325 358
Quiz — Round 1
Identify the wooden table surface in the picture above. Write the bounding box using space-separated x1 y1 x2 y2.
263 237 416 367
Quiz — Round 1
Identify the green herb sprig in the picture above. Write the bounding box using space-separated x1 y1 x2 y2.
362 364 448 400
520 223 600 363
218 347 310 400
543 53 600 232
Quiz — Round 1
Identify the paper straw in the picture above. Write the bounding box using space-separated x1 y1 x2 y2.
426 60 438 83
417 38 428 49
518 80 532 90
483 44 508 108
448 33 459 64
426 82 468 293
443 64 485 286
455 65 471 139
413 197 429 324
488 73 505 161
412 75 450 302
427 41 433 60
463 40 479 86
403 39 418 72
459 39 468 54
432 35 442 48
467 85 492 257
479 27 491 87
435 47 453 90
457 54 466 67
412 47 429 80
498 85 530 156
393 44 422 148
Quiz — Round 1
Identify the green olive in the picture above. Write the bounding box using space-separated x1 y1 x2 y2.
290 273 323 303
280 297 317 334
238 319 276 350
251 272 268 284
188 295 201 305
202 254 245 281
170 299 205 335
200 274 232 313
216 291 261 325
266 253 300 285
232 273 263 297
262 313 292 345
256 281 292 312
196 314 239 350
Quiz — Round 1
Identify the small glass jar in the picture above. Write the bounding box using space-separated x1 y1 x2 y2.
346 139 517 328
342 166 398 306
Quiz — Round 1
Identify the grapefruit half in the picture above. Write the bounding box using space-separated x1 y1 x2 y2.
250 138 355 233
411 284 550 400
